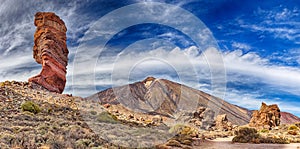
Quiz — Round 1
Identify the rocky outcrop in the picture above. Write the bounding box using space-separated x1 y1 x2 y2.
249 102 281 129
215 114 233 131
190 107 216 130
28 12 68 93
176 107 216 130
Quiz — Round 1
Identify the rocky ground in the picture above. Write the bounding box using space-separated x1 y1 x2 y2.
0 81 112 148
0 81 206 148
1 80 300 149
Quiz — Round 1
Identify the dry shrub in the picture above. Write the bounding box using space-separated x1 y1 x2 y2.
232 127 289 144
288 130 298 135
232 127 259 143
288 125 299 131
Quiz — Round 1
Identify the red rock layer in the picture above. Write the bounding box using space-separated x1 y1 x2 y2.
28 12 68 93
280 112 300 124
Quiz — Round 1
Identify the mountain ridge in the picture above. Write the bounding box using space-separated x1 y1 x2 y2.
87 77 300 125
87 77 252 125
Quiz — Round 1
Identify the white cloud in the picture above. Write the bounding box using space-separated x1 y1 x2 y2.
223 50 300 95
224 88 300 116
0 0 93 82
255 6 299 22
232 42 251 51
69 43 300 116
268 49 300 66
1 1 299 116
70 37 300 98
236 6 300 42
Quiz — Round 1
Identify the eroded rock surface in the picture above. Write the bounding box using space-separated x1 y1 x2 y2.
28 12 68 93
249 102 281 129
215 114 233 131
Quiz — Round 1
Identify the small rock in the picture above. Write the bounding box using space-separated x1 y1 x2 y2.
103 103 111 108
128 114 134 119
166 139 182 147
152 115 162 123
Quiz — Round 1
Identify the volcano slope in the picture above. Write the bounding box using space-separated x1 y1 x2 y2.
86 77 252 126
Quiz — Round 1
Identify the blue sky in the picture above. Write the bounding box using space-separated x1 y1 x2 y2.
0 0 300 116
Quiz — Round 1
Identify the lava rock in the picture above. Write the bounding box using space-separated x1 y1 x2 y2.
28 12 68 94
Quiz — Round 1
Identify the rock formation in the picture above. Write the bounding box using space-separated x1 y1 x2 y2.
176 107 216 130
249 102 281 129
28 12 68 93
215 114 233 131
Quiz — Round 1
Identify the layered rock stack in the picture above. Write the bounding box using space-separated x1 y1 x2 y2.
249 102 281 129
28 12 68 93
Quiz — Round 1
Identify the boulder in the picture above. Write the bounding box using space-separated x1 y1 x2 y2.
28 12 68 93
215 114 233 131
249 102 281 129
185 107 215 130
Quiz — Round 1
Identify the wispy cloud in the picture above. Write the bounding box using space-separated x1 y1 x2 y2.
223 50 300 95
1 1 300 116
0 0 93 82
224 88 300 116
238 6 300 42
68 43 300 115
268 49 300 66
231 42 251 51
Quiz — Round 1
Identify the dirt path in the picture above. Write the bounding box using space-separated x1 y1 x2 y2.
195 137 300 149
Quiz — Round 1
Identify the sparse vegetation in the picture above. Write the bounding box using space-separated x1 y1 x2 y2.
21 101 41 114
97 111 119 124
169 124 198 136
2 80 300 148
75 139 92 148
232 127 289 144
288 125 299 131
260 137 289 144
232 127 260 143
167 124 199 148
288 130 298 135
260 129 269 133
294 122 300 128
90 110 97 115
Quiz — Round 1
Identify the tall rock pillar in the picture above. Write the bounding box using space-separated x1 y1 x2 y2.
28 12 68 93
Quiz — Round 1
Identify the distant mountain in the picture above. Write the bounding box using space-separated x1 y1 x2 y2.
86 77 253 125
280 112 300 124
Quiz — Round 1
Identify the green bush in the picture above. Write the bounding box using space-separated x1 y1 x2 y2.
294 122 300 128
97 112 119 124
260 129 269 133
288 125 299 131
21 101 41 114
90 110 97 115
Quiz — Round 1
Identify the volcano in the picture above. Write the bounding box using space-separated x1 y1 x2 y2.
86 77 253 125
